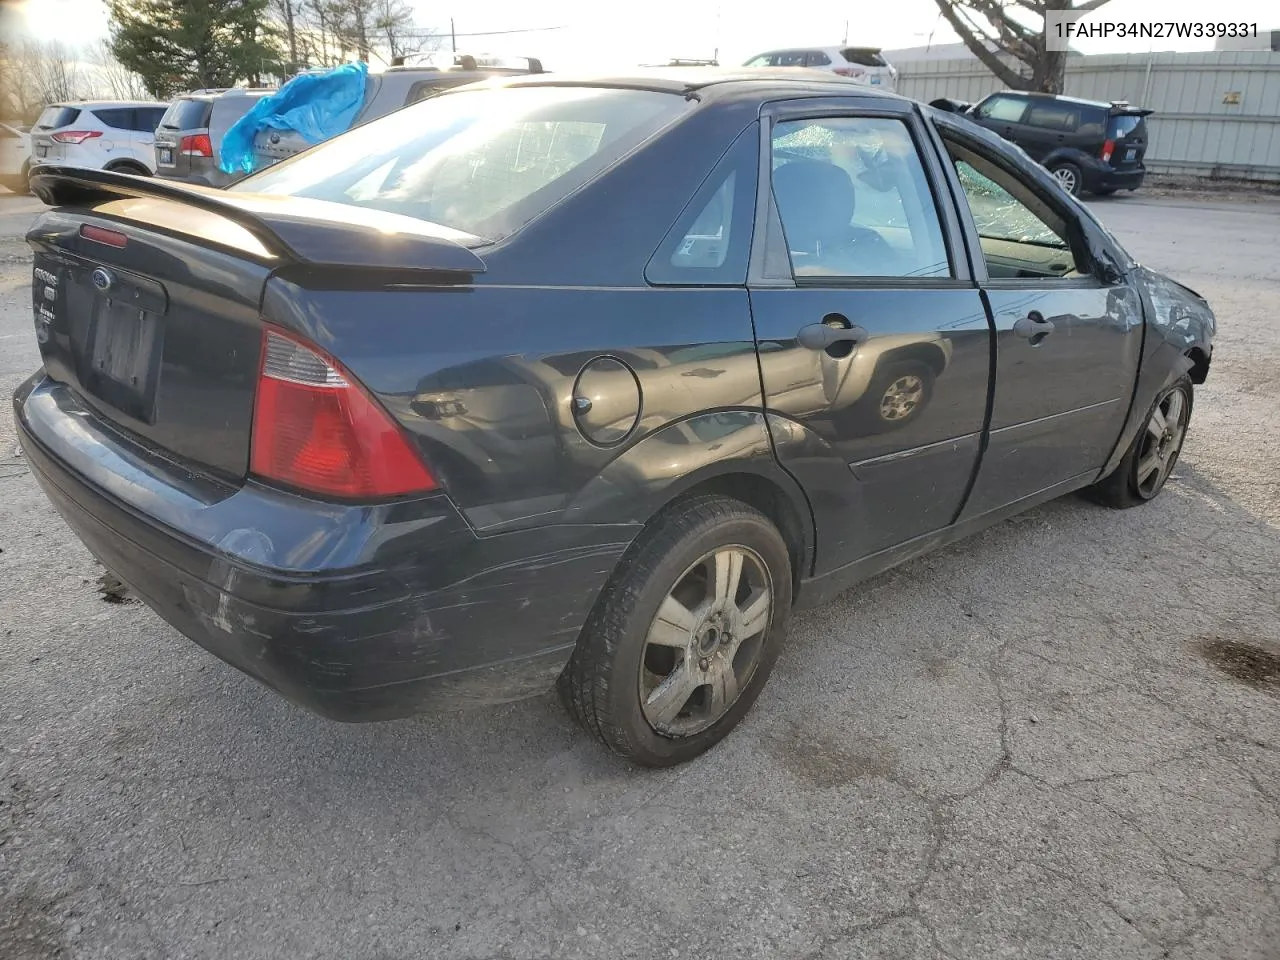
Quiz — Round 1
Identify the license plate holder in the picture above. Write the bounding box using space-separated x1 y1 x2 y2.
81 268 168 423
157 147 173 165
36 144 48 157
1124 147 1136 162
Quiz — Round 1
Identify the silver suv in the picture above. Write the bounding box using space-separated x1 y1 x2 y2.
251 56 545 171
154 88 275 187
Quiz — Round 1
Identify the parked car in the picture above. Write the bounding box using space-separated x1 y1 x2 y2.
154 88 275 187
743 46 897 89
19 69 1214 766
250 54 545 171
29 101 168 176
0 121 32 192
937 91 1152 197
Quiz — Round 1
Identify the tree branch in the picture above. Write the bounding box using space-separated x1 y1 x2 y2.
933 0 1029 88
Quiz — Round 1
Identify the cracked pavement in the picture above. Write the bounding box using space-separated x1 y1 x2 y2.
2 189 1279 960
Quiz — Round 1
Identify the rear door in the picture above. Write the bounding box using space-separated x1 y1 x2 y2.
936 124 1143 517
1017 99 1081 162
748 99 992 574
1107 111 1149 170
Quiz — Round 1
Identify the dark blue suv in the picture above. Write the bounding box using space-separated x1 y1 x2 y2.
944 91 1151 197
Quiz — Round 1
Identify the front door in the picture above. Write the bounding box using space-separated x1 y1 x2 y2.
937 128 1144 518
748 102 992 575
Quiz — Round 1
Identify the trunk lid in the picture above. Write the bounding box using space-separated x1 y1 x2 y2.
1107 111 1150 169
27 166 485 483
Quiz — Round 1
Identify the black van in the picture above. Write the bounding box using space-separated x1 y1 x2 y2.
937 92 1152 197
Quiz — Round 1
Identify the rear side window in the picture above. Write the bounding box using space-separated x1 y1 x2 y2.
1076 107 1107 137
774 51 809 66
35 106 80 129
1108 114 1146 138
238 86 688 242
975 95 1027 123
92 108 132 130
647 124 759 285
806 51 832 66
841 48 887 67
1025 101 1079 131
160 98 213 130
134 107 166 132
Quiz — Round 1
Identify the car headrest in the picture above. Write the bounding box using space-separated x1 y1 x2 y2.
772 159 856 250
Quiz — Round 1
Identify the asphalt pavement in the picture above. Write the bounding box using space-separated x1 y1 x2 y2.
1 189 1278 960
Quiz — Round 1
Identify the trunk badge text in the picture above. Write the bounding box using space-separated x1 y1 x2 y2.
91 268 114 292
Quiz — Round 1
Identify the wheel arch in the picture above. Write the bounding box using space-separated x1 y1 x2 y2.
1185 345 1211 385
560 410 817 595
104 158 151 176
875 341 948 377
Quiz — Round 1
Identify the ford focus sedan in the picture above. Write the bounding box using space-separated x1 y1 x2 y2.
17 70 1214 766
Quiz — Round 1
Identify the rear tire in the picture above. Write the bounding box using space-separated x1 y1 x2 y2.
106 161 152 177
1085 376 1192 509
1048 161 1083 196
557 495 792 767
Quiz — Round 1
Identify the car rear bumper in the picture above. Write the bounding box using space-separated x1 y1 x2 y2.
14 373 626 720
1084 161 1145 192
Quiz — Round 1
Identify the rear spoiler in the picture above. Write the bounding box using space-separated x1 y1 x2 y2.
28 165 487 276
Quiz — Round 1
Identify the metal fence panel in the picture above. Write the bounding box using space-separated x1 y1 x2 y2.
897 51 1280 181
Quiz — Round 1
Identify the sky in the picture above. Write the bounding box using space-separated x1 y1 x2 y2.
8 0 1279 69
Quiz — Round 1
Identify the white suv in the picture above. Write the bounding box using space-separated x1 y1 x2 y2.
743 46 898 90
29 101 169 177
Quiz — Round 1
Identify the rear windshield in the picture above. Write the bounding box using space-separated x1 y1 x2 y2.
160 98 214 130
236 86 688 242
1108 114 1146 138
841 48 887 67
34 106 81 130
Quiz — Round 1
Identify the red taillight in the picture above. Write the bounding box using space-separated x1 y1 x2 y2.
51 130 103 144
250 328 437 499
1100 138 1115 163
179 133 213 157
79 224 128 248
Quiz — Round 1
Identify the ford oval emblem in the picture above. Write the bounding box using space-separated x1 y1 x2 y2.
91 267 113 292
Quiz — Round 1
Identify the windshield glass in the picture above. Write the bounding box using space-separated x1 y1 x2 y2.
235 86 688 242
160 98 213 129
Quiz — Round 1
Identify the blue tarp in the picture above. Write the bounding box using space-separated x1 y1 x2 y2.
219 61 369 175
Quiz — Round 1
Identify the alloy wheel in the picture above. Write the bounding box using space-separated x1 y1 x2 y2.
1052 166 1078 193
1136 386 1189 498
639 545 773 738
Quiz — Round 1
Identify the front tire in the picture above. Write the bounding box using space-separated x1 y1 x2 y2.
1049 161 1083 196
557 495 792 767
1085 377 1192 509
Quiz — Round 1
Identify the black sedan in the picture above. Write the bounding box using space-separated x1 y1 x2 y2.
16 69 1215 766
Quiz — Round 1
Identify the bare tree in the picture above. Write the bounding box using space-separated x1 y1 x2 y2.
371 0 427 61
932 0 1112 93
270 0 306 73
88 39 150 100
16 40 85 107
